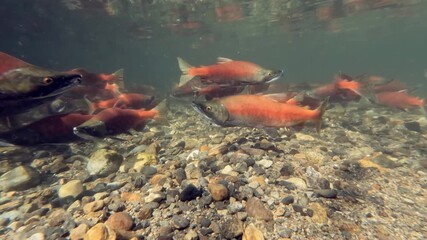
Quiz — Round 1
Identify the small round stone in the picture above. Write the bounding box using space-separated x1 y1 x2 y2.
106 212 134 231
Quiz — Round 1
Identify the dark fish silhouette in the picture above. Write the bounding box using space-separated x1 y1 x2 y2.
0 52 82 117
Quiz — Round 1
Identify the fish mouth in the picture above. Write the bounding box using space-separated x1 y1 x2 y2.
264 70 284 84
191 101 222 126
73 119 106 139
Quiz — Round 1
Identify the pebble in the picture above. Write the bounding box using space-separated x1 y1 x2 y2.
228 202 244 214
277 226 292 238
309 202 328 224
84 223 116 240
295 133 315 141
404 121 421 132
282 196 295 205
207 183 229 201
184 229 198 240
284 177 307 190
171 215 190 230
83 200 105 214
70 223 89 240
173 168 187 184
220 216 243 239
144 192 165 203
258 159 273 168
180 184 203 201
93 192 109 201
58 180 84 199
314 189 338 198
221 165 235 175
243 223 264 240
0 166 41 191
48 208 68 227
280 163 294 176
87 149 123 177
199 217 211 228
106 212 133 231
141 166 157 178
245 197 273 221
28 232 45 240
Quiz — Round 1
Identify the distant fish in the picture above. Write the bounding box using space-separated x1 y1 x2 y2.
74 100 168 138
192 94 328 132
313 73 362 101
0 52 82 117
91 93 155 110
177 57 283 87
373 79 406 93
66 68 124 99
374 91 425 111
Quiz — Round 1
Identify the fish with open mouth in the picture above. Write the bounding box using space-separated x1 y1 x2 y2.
0 52 82 117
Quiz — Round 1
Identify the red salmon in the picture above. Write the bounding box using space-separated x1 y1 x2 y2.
192 94 328 132
177 57 283 87
374 91 424 110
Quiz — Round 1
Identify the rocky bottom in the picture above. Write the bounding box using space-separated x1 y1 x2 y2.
0 100 426 240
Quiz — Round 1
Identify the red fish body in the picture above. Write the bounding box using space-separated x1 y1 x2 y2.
92 93 155 110
313 74 362 101
66 68 123 99
74 100 167 137
0 113 92 145
67 68 123 85
375 91 424 110
177 57 283 87
373 79 406 93
192 94 328 131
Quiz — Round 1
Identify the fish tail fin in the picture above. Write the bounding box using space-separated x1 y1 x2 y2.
111 68 125 89
177 57 194 87
84 95 96 114
152 99 169 125
315 97 329 132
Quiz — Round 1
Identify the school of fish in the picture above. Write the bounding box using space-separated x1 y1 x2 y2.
0 52 425 145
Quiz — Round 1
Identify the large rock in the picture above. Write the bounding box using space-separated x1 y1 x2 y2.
87 149 123 177
0 166 41 191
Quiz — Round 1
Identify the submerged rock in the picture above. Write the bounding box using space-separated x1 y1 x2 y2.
58 180 84 199
208 183 229 201
245 197 273 221
87 149 123 177
243 223 264 240
0 166 41 191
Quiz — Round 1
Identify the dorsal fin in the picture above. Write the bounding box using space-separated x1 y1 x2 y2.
0 52 32 74
264 93 295 103
217 57 233 64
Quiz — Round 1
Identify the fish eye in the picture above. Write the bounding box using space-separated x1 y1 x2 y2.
206 106 212 111
43 77 54 85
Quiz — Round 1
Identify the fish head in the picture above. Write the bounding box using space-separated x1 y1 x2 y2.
1 67 82 99
192 101 229 126
73 119 106 138
257 69 284 84
28 72 82 98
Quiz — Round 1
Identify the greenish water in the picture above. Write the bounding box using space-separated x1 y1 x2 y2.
1 0 426 96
